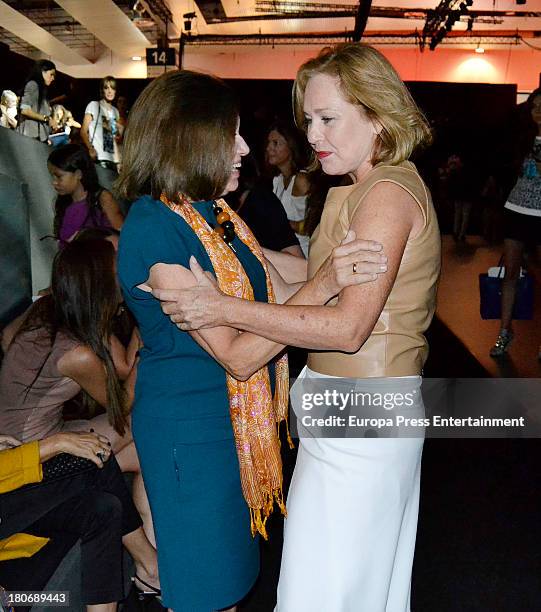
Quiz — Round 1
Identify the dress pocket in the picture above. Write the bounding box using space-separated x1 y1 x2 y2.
171 436 241 508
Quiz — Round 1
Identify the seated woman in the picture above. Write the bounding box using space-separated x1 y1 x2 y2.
0 432 158 612
0 238 156 550
47 144 124 248
49 104 82 148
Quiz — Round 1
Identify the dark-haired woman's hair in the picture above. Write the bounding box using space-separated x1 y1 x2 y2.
115 70 238 202
266 120 309 174
24 59 56 111
14 239 127 434
48 144 103 239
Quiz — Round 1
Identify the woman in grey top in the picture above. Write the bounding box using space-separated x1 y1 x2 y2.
19 59 56 142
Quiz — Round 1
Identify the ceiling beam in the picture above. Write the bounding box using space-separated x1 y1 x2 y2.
176 30 531 46
55 0 151 59
0 0 90 65
353 0 372 41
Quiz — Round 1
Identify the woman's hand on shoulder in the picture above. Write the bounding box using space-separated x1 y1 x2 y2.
152 257 227 331
313 230 387 303
39 431 112 467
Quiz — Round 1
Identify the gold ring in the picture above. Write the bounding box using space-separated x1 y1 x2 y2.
352 262 357 274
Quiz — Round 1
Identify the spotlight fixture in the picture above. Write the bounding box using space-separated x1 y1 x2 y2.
421 0 473 51
131 55 143 61
475 42 485 53
183 11 196 32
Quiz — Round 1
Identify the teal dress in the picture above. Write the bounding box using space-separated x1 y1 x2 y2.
118 196 269 611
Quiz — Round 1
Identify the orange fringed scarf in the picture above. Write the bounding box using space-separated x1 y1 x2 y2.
161 193 291 539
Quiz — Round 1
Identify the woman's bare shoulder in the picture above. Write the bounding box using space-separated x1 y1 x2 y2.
293 173 310 196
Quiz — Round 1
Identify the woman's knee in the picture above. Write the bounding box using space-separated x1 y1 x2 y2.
81 492 123 540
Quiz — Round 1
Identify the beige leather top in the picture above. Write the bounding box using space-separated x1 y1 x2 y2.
307 161 441 378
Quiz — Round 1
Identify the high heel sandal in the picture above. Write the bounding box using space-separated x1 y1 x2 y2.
131 574 162 599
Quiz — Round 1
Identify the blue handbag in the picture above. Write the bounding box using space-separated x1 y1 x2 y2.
479 262 534 320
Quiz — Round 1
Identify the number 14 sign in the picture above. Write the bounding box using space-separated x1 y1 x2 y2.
146 47 177 78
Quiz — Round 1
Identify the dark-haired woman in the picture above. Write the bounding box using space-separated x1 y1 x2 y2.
116 69 386 611
0 239 159 591
18 59 56 143
266 121 311 256
48 144 124 248
0 239 136 445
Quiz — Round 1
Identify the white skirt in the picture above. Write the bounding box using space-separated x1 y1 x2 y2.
276 367 424 612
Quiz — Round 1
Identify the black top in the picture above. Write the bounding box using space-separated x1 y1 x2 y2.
236 182 300 252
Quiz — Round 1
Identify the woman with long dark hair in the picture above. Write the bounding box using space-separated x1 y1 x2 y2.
266 120 311 255
0 238 159 588
0 239 133 440
48 144 124 248
18 59 56 142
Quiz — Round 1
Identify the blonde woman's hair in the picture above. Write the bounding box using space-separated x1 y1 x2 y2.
293 43 432 166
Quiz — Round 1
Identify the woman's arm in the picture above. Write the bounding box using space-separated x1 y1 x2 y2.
20 107 49 123
81 112 97 159
99 190 124 230
148 232 386 379
265 231 384 304
57 339 137 408
57 345 114 408
262 247 308 283
110 328 140 380
158 182 421 353
19 81 47 123
145 249 374 380
292 172 310 197
39 431 111 467
144 263 284 381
